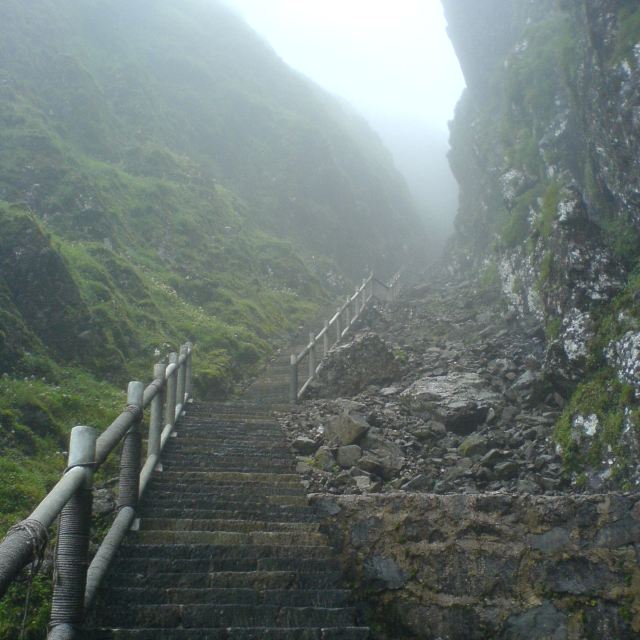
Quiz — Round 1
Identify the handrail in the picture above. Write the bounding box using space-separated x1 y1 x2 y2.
289 269 403 403
0 342 194 639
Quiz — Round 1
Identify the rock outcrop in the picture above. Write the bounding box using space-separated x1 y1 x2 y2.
442 0 640 489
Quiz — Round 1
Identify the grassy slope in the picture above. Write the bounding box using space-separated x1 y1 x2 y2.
0 2 423 632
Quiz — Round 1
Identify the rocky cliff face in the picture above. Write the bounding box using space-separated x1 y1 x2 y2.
442 0 640 490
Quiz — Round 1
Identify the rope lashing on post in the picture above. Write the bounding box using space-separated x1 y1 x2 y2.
124 403 144 423
117 426 142 510
2 519 49 579
50 490 92 626
4 520 50 640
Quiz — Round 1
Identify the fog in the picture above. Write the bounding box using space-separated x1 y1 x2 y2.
222 0 466 238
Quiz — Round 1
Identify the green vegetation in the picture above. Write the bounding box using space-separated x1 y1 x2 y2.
554 269 640 476
0 2 422 632
554 370 638 477
504 13 576 132
613 2 640 64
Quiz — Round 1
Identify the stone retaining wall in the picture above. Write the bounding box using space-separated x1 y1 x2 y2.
311 493 640 639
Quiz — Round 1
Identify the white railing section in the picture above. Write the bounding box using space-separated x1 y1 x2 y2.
0 343 194 639
289 270 402 403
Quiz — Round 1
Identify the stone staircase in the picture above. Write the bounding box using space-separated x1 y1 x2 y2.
87 331 370 638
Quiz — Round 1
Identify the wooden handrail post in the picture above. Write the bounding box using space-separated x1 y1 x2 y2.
289 354 298 404
48 426 97 639
117 382 144 512
166 352 178 429
309 333 316 380
148 363 166 466
323 321 329 356
176 344 188 412
345 296 351 329
336 308 342 342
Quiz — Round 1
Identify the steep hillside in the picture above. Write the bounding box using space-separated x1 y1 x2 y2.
0 0 423 575
0 0 424 382
442 0 640 490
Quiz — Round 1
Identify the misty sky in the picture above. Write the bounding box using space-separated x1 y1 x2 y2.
222 0 466 234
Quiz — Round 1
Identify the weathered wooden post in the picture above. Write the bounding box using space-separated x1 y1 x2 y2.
185 341 193 399
289 354 298 404
361 278 367 313
48 426 98 639
309 333 317 380
323 320 329 356
117 382 144 514
336 308 342 341
148 363 166 468
176 344 188 413
345 296 351 328
165 352 178 429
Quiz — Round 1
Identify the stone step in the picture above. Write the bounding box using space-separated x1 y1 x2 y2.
160 456 295 468
130 530 327 547
103 570 344 591
90 627 371 639
151 471 302 485
141 494 307 509
97 587 351 607
118 544 332 561
137 507 316 522
94 604 359 629
140 519 319 534
111 557 340 575
145 483 305 497
166 439 290 448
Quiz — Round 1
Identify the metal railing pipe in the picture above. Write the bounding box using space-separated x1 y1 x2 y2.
148 363 166 467
289 354 299 404
308 333 316 382
323 320 329 356
185 342 193 398
165 353 178 430
176 344 188 413
84 506 135 612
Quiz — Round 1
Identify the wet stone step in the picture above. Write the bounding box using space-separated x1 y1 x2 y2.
95 604 358 629
160 456 295 467
140 494 308 508
111 558 341 575
137 507 317 522
89 626 371 639
118 544 332 561
145 484 306 497
167 440 290 449
139 519 319 533
103 570 344 591
153 471 302 484
98 587 351 607
130 530 327 547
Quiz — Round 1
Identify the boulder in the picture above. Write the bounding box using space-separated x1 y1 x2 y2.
360 432 405 479
314 446 336 471
458 433 490 458
292 436 319 455
337 444 362 468
325 412 369 446
313 333 402 397
401 372 500 435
